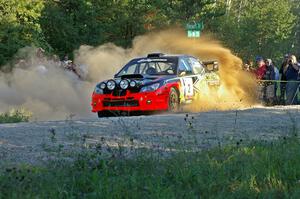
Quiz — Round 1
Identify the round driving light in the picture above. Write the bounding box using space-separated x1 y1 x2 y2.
107 80 116 90
100 83 106 89
130 80 136 87
120 80 129 90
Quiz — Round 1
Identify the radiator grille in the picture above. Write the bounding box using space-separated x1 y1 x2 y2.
103 100 139 107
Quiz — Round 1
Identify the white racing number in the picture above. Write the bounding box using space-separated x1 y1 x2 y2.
182 77 194 98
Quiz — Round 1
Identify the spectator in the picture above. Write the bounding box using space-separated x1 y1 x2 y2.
243 63 250 71
62 54 69 65
36 48 46 64
285 55 300 105
36 48 45 58
279 54 289 104
264 59 276 105
255 56 267 103
274 61 280 104
255 56 266 80
264 59 275 80
244 59 254 72
274 63 280 82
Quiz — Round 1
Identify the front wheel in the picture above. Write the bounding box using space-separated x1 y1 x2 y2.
168 88 179 112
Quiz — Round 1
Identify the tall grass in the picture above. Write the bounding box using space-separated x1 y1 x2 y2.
0 109 32 124
1 138 300 198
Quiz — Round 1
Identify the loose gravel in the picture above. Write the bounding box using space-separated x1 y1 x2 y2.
0 106 299 166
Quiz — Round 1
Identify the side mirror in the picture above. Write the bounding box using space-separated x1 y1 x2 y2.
179 71 186 76
213 61 219 71
203 61 219 72
114 74 118 78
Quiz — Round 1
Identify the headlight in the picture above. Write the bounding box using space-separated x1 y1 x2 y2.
130 80 137 87
120 79 129 90
99 82 106 89
107 80 116 90
140 83 160 92
94 86 103 94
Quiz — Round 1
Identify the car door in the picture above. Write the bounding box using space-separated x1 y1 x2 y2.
178 57 195 101
186 57 207 95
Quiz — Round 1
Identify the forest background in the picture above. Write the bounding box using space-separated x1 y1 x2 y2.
0 0 299 68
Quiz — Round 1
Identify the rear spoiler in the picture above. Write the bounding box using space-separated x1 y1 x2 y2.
202 61 219 72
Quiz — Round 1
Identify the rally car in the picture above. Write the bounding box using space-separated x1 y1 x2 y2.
91 53 220 117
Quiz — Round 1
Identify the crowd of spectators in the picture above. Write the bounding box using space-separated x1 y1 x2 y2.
14 48 84 79
244 54 300 105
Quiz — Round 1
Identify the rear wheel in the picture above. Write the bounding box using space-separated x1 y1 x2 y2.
168 88 179 112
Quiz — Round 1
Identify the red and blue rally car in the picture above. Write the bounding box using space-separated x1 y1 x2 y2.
91 53 220 117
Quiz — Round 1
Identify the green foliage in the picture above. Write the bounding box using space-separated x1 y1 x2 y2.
0 0 299 66
0 109 32 123
210 0 297 63
40 0 107 58
290 0 300 54
0 0 221 65
0 0 46 66
150 0 222 22
1 139 300 198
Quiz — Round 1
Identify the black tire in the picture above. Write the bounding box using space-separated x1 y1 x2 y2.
168 88 179 112
97 111 112 118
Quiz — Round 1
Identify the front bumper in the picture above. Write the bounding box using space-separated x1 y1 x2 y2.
91 87 169 112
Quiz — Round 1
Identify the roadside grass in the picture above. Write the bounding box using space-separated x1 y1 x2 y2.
0 109 32 124
1 137 300 198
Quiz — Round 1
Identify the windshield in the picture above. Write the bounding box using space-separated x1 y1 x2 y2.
116 57 178 77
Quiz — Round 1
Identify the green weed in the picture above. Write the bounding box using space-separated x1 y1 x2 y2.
1 138 300 198
0 108 32 124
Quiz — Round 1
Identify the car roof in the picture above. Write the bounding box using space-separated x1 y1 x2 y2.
132 53 195 60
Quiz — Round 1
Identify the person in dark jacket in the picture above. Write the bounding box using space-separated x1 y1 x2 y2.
279 54 289 104
285 55 300 105
264 59 276 105
265 59 275 80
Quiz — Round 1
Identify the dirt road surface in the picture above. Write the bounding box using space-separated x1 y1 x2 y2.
0 106 299 166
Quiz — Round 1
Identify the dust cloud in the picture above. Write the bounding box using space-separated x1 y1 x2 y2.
0 47 94 121
0 29 257 121
131 29 258 111
77 28 257 111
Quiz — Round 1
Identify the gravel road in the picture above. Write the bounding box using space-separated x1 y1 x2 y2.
0 106 299 166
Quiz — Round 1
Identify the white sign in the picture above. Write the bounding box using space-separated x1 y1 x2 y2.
183 77 194 98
